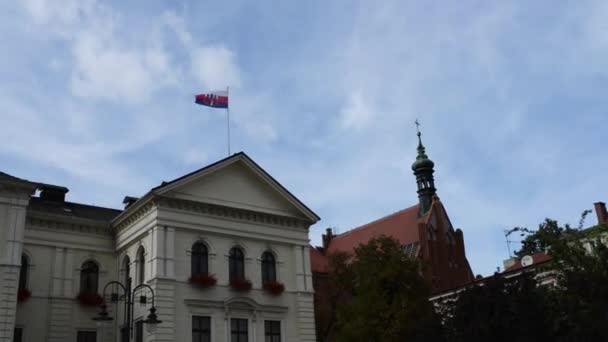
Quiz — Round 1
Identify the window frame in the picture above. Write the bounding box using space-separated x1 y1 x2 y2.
191 242 209 276
229 247 245 282
192 315 211 342
122 255 131 286
230 318 248 342
135 319 144 342
79 260 99 294
76 330 96 342
18 255 28 291
261 251 277 284
136 246 146 285
264 320 281 342
14 327 23 342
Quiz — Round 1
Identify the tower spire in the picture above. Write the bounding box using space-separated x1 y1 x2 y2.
411 119 436 216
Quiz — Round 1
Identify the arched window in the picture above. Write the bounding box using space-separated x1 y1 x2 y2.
80 261 99 294
18 255 28 291
229 247 245 282
261 251 276 283
191 242 209 276
137 247 145 285
122 256 131 285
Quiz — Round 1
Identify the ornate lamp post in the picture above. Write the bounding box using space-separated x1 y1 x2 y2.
92 278 162 341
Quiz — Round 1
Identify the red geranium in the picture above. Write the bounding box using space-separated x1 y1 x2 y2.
229 278 252 292
263 281 285 295
17 289 31 303
189 273 218 288
77 292 104 307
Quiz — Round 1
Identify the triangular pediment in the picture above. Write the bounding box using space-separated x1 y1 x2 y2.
154 153 319 222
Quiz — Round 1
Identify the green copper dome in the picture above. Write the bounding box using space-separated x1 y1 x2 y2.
411 132 434 171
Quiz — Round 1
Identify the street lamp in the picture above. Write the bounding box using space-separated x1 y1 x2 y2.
92 278 162 341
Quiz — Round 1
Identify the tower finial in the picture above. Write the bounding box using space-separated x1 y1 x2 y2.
414 119 425 155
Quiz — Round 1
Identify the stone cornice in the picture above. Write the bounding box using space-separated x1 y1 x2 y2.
112 201 156 233
157 197 310 230
26 212 111 235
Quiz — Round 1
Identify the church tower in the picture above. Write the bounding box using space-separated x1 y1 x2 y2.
411 125 436 216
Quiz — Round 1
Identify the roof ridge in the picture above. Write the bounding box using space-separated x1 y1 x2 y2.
334 204 419 239
30 197 122 212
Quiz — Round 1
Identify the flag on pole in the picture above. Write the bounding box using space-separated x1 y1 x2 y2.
194 90 229 108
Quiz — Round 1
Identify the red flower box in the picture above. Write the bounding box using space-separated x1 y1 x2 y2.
77 292 104 307
189 273 218 288
17 289 31 303
263 281 285 295
229 278 252 292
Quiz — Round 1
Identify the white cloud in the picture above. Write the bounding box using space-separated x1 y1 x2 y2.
339 89 374 130
190 46 241 90
182 148 209 166
70 30 176 102
0 95 151 193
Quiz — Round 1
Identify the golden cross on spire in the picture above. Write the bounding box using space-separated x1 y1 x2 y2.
415 119 421 136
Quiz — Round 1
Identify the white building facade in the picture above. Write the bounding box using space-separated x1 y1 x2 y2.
0 152 319 342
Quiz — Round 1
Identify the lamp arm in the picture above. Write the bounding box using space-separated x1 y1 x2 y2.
101 280 128 299
131 283 157 307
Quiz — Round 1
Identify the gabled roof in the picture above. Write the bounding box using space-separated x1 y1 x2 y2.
326 204 423 254
0 171 37 188
29 197 122 223
113 152 320 225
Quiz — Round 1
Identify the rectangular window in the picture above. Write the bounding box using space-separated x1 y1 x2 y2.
135 320 144 342
120 326 129 342
14 328 23 342
76 331 96 342
192 316 211 342
230 318 248 342
264 321 281 342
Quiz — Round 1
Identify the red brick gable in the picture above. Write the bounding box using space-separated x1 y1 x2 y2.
312 197 475 293
326 204 423 255
310 247 330 273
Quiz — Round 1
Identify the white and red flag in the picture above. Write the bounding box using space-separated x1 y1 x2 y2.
194 90 229 108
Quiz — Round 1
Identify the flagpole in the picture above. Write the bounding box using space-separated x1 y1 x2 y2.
226 86 231 156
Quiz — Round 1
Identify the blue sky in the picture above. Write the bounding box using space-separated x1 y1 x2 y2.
1 0 607 276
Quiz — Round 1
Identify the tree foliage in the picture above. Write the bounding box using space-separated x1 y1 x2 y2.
444 215 608 342
441 273 555 342
331 236 443 342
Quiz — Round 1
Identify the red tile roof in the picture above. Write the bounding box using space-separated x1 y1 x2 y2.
326 204 423 255
310 247 329 273
504 252 552 272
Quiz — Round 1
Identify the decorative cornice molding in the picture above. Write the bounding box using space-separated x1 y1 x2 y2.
157 197 309 230
113 201 156 233
26 213 110 235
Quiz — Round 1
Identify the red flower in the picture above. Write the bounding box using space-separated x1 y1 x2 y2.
189 273 218 288
76 292 104 307
17 289 31 303
263 281 285 295
229 278 252 292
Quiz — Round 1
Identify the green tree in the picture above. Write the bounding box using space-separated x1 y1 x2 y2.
314 251 354 342
547 224 608 341
332 236 443 342
441 273 556 342
504 213 608 341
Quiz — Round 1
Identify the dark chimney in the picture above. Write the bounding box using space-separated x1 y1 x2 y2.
594 202 607 225
322 228 334 250
38 184 69 202
123 196 139 209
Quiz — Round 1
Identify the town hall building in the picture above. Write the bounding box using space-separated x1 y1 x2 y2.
0 152 319 342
